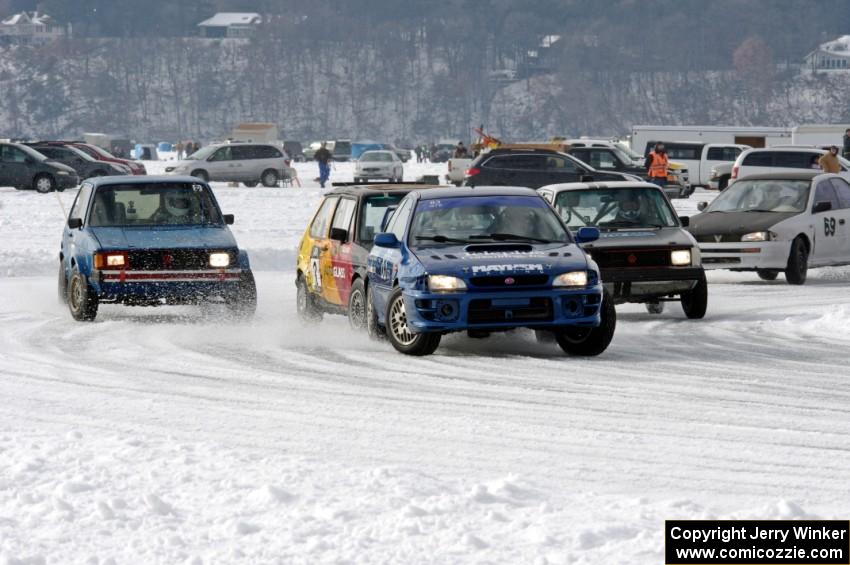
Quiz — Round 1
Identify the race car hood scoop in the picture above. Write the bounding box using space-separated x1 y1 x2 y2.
90 226 238 251
464 244 532 253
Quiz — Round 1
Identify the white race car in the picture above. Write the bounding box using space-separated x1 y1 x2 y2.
688 172 850 284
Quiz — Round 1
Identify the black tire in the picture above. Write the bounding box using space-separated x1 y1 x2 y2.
67 269 98 321
347 278 367 331
190 169 209 182
365 284 385 340
785 237 808 285
33 174 56 194
555 289 616 356
296 274 322 322
757 269 779 281
226 271 257 319
718 175 730 191
385 287 440 355
58 262 68 304
680 272 708 319
645 301 665 314
243 181 258 188
353 177 362 184
261 169 279 187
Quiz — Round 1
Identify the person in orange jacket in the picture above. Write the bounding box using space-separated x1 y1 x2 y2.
644 142 669 187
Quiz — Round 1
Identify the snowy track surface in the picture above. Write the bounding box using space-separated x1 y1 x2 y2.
2 161 850 564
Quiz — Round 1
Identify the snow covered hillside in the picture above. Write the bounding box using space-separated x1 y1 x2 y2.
2 161 850 564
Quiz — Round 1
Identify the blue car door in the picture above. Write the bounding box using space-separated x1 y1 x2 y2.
371 198 414 319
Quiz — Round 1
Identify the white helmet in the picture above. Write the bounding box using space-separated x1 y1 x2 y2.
165 193 191 217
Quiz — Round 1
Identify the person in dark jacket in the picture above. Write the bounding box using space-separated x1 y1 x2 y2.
843 129 850 159
453 142 469 158
314 142 333 188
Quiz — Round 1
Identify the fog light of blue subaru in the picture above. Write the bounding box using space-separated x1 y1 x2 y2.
435 299 459 322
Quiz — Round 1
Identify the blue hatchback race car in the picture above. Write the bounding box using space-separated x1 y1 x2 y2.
58 176 256 321
366 187 615 356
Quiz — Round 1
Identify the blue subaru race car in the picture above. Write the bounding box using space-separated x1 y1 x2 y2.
58 175 256 321
366 186 615 356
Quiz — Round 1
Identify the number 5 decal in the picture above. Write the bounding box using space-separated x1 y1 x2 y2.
824 217 836 237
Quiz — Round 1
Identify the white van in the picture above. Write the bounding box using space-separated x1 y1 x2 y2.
641 141 748 187
731 147 850 183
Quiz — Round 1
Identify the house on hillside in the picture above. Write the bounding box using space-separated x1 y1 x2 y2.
197 13 262 38
804 35 850 72
0 11 69 45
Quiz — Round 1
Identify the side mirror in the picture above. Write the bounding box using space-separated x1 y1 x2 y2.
223 214 234 225
580 174 594 183
575 226 600 244
373 232 400 248
678 216 690 227
330 227 348 242
697 201 708 212
813 201 832 214
67 217 83 229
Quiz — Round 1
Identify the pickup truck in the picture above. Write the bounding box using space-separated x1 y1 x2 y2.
641 141 748 188
446 156 473 185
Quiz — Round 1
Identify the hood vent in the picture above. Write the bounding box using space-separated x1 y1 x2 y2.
464 244 533 253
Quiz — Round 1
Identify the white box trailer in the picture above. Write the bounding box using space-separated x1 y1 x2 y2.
630 125 791 153
790 124 850 147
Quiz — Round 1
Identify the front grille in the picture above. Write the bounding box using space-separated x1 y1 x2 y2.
592 248 670 268
469 274 549 288
467 297 553 324
128 249 223 270
695 234 740 243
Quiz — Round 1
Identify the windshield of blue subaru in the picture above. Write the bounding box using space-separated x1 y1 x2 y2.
409 195 569 246
554 187 678 229
707 179 810 213
88 183 223 227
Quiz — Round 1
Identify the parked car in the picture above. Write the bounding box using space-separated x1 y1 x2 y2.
283 141 306 162
688 172 850 284
354 150 404 182
49 141 145 175
641 141 748 188
538 181 707 318
333 140 352 162
0 142 79 193
565 139 692 198
58 176 256 320
366 186 615 356
464 148 640 189
708 162 734 190
431 141 457 163
25 143 129 180
164 142 290 187
295 183 441 328
730 146 850 183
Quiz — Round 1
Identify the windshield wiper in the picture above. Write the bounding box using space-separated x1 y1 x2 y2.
414 235 470 244
470 233 551 243
743 209 777 213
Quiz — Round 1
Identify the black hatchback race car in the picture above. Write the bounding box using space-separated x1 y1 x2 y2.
539 181 707 318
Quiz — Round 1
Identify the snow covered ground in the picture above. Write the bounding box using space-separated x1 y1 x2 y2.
2 160 850 564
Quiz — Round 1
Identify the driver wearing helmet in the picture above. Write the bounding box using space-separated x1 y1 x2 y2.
153 191 195 224
614 191 644 223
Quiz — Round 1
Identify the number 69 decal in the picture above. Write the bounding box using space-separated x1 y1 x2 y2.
824 217 836 237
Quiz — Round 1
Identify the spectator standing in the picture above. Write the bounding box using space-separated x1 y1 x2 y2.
314 142 333 188
818 146 841 174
